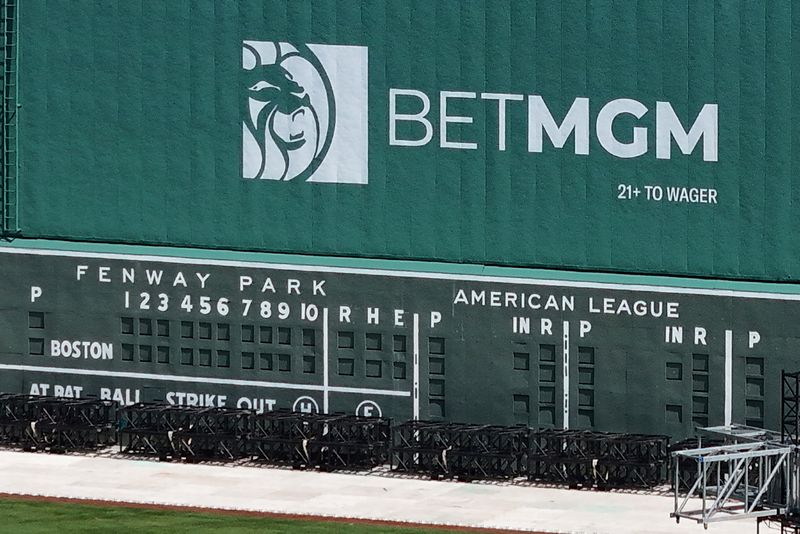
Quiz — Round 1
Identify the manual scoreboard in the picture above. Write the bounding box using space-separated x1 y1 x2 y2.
0 247 795 439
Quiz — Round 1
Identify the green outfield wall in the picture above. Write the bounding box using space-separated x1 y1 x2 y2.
3 0 795 281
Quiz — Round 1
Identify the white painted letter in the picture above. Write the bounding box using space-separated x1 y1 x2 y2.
481 93 523 151
389 89 433 146
579 320 592 338
528 96 589 155
656 102 718 162
239 276 252 291
287 279 301 295
541 318 552 336
440 91 478 150
596 99 648 158
695 327 707 346
749 331 761 349
367 307 380 325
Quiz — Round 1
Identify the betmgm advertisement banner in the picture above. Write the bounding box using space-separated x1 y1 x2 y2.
17 1 795 281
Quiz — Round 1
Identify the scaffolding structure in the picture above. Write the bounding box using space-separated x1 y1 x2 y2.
784 371 800 445
673 371 800 530
672 437 793 525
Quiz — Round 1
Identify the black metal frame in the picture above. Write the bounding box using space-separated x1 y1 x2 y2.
783 370 800 444
118 403 251 461
0 394 115 452
758 515 800 534
119 405 391 470
245 411 391 470
1 393 675 490
391 421 529 481
527 429 669 489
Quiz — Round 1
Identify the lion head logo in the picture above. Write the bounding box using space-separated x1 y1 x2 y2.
242 41 335 181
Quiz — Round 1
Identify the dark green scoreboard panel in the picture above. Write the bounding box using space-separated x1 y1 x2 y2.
0 248 796 440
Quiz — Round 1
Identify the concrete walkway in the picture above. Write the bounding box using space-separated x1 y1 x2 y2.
0 450 756 534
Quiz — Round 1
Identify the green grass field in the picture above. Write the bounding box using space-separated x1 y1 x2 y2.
0 497 468 534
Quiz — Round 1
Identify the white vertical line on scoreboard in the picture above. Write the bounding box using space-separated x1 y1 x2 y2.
323 307 330 414
413 313 420 420
563 321 570 430
725 329 733 426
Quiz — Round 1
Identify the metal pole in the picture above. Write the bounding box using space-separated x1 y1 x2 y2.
745 455 749 511
674 454 679 521
702 461 707 524
794 373 799 445
782 370 786 443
